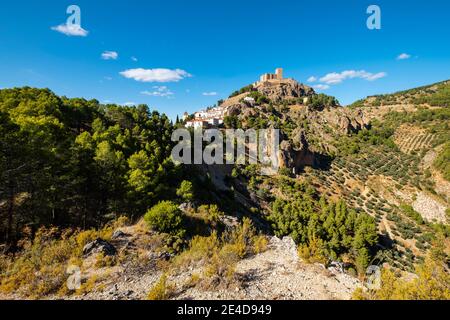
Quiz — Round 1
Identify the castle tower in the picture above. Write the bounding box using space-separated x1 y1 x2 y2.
276 68 283 80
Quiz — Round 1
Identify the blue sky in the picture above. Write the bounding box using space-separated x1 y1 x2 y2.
0 0 449 120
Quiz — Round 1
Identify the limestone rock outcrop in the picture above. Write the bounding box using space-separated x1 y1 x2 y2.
323 108 370 134
254 79 315 102
278 129 316 171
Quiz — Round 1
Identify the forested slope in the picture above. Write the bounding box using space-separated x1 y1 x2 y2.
0 87 176 243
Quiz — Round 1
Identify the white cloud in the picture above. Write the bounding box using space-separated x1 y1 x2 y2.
120 68 192 83
202 92 218 96
104 76 113 81
319 70 387 85
397 53 411 60
307 76 317 83
123 102 136 106
51 24 88 37
141 86 174 97
365 72 387 81
131 56 138 62
101 51 119 60
313 84 330 90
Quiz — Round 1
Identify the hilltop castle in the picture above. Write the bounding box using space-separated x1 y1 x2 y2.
253 68 291 86
259 68 284 82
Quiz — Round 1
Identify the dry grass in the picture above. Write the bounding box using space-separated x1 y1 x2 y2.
169 218 268 291
0 217 129 299
147 274 174 300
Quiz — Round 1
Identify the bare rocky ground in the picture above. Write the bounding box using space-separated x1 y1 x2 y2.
413 192 448 224
176 237 361 300
65 232 361 301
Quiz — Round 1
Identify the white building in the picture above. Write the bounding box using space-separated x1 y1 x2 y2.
194 110 208 119
206 118 220 126
244 97 256 105
186 120 209 129
187 105 227 129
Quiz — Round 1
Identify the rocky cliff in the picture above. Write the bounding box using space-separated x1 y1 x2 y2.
220 79 371 172
253 79 315 102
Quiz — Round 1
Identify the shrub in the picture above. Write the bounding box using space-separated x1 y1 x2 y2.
176 180 194 202
278 167 293 177
252 235 269 254
223 115 240 129
95 252 117 268
185 273 201 289
229 85 254 98
205 244 239 280
248 91 270 105
75 216 129 255
144 201 185 236
307 94 339 109
201 219 262 283
298 235 327 264
197 205 223 226
400 204 425 224
75 275 101 296
147 274 173 300
225 218 257 259
181 232 219 263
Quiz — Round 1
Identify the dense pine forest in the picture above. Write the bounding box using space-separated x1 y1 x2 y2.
0 87 177 244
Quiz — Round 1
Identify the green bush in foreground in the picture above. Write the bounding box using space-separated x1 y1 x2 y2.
144 201 185 236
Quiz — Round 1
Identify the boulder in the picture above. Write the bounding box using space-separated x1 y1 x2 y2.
83 238 117 257
179 202 195 212
328 261 345 274
148 251 173 262
111 230 128 240
269 236 298 262
241 107 257 118
226 104 242 117
220 215 240 230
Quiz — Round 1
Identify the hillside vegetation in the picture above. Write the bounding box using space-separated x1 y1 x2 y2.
350 80 450 108
1 79 449 300
0 87 178 244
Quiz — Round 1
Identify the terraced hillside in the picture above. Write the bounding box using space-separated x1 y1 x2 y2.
300 87 449 273
394 125 435 154
299 150 439 273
